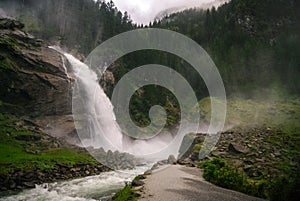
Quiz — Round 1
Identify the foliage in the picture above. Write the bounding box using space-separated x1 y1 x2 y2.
133 175 144 182
112 175 144 201
200 158 300 200
152 0 300 97
112 184 140 201
200 158 268 198
268 168 300 201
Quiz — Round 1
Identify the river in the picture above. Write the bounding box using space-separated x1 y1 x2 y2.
0 166 149 201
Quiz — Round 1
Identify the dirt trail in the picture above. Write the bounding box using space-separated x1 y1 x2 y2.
139 165 266 201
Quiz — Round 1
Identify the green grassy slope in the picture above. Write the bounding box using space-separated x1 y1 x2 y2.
0 113 97 176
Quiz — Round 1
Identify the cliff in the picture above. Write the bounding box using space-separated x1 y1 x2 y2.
0 17 79 144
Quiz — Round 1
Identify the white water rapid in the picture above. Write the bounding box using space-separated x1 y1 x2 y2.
0 166 149 201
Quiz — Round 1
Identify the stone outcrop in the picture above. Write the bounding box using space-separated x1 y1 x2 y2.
0 17 79 144
0 17 72 117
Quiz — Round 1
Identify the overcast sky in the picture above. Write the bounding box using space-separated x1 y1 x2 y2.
107 0 227 25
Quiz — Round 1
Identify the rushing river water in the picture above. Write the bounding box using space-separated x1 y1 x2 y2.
0 166 149 201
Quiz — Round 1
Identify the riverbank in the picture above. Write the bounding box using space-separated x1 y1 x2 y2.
115 165 265 201
0 167 149 201
0 113 111 191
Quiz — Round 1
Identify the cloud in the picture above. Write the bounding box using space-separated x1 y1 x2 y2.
108 0 227 24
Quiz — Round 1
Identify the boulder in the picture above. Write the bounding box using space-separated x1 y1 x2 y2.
228 143 250 154
167 155 177 164
144 170 152 175
132 180 144 187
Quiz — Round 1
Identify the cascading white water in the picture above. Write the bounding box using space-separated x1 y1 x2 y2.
64 53 124 151
0 166 149 201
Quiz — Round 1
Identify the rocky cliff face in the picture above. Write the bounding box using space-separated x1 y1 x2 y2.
0 17 78 144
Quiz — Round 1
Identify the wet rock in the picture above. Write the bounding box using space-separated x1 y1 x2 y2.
144 170 152 175
151 163 159 170
22 182 35 188
132 180 144 187
157 160 168 165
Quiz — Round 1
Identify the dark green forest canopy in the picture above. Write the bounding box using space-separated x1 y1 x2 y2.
0 0 135 54
150 0 300 96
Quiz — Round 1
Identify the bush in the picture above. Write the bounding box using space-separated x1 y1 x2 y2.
200 158 268 199
268 168 300 201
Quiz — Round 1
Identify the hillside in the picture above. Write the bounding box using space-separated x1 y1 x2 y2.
0 17 109 191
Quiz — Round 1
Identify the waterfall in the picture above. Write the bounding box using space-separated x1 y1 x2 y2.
64 53 123 151
61 50 197 161
64 52 180 158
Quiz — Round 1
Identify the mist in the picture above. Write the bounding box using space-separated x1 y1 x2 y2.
107 0 229 24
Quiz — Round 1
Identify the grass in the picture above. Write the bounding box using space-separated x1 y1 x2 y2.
112 184 140 201
200 97 300 132
0 35 21 52
0 113 98 176
112 175 144 201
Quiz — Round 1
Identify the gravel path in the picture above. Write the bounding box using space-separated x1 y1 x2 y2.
138 165 266 201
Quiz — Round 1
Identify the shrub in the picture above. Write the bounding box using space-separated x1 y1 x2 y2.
200 158 268 199
268 168 300 201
